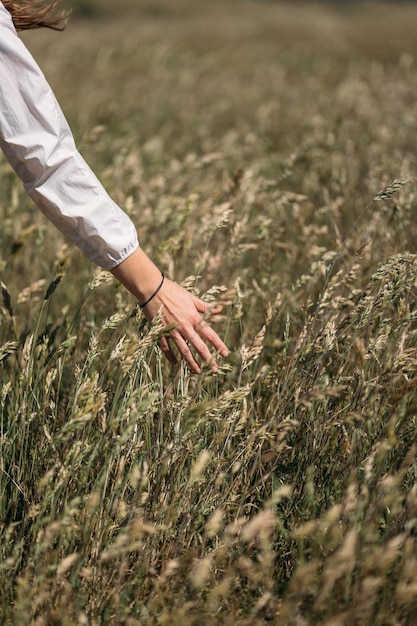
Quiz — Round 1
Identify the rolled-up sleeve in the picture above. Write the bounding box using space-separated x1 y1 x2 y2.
0 1 139 269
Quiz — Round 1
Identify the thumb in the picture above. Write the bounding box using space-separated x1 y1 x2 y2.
194 296 223 316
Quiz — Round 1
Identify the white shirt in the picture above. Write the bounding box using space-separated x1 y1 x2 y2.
0 1 139 269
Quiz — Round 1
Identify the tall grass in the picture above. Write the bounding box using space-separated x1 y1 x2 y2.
1 1 417 624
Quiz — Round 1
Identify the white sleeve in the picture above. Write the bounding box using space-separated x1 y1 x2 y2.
0 2 139 270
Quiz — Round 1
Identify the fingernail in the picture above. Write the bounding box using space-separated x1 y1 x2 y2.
221 349 229 357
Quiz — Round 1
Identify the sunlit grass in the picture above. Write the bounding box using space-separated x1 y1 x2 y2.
1 1 417 624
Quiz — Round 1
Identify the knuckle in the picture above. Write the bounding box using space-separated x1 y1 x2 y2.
191 312 202 325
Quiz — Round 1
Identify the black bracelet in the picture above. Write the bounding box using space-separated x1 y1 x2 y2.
139 272 165 308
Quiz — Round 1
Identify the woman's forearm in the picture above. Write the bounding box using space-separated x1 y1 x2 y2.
0 2 138 270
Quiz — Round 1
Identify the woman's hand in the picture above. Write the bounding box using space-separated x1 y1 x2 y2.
141 277 228 374
111 247 229 374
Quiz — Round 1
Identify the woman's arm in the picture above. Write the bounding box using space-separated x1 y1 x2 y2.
0 1 229 372
0 1 138 269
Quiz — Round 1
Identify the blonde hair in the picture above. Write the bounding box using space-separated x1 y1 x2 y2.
3 1 68 30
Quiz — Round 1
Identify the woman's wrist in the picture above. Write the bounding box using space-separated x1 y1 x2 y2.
110 247 164 305
138 272 165 308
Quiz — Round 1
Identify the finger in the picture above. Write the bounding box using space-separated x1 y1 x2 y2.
171 330 203 375
197 321 229 358
185 329 219 372
193 297 223 317
159 336 177 365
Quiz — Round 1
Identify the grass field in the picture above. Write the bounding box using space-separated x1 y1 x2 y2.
1 0 417 623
